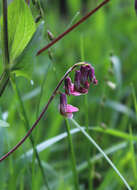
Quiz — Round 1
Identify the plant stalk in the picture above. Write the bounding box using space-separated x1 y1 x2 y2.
0 0 10 96
65 119 79 190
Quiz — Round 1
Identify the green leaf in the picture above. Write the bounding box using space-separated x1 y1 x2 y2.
1 0 36 62
10 22 44 76
0 120 9 128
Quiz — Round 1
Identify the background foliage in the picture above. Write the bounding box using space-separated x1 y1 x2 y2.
0 0 137 189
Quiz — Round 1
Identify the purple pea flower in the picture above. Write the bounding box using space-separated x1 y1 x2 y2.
60 93 79 118
64 63 97 97
64 77 84 96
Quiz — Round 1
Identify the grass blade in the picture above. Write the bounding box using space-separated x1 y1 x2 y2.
71 118 132 190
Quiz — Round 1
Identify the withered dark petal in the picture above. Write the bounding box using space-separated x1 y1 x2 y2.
74 70 81 91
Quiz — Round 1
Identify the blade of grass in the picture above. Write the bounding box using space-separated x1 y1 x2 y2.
77 141 128 174
65 118 79 190
11 77 50 190
71 118 132 190
51 141 129 189
90 126 137 141
21 124 137 161
90 97 137 121
20 127 83 159
66 11 80 29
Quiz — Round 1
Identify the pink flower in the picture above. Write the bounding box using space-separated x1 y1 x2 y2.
60 93 79 118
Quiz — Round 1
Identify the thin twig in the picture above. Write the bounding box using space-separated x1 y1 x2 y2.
0 63 84 162
37 0 110 55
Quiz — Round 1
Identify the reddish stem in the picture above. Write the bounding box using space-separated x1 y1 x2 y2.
37 0 110 55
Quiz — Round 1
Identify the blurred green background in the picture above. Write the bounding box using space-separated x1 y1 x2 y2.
0 0 137 189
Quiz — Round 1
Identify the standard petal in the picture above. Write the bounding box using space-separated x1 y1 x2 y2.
66 104 79 113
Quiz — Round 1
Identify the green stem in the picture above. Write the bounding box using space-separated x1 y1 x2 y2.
11 77 50 190
0 0 10 96
65 119 79 190
84 95 93 190
81 35 93 189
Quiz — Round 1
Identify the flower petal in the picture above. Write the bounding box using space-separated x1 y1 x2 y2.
66 104 79 113
65 77 74 95
74 70 81 91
